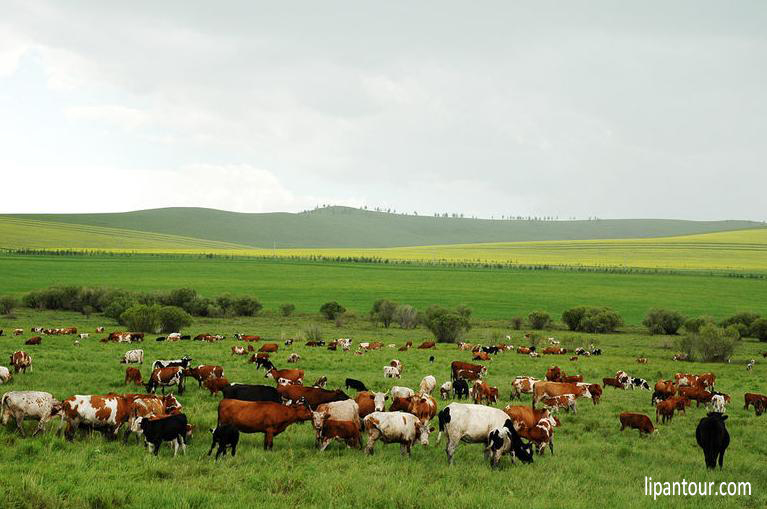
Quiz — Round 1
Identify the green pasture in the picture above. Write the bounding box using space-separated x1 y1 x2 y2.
0 309 765 508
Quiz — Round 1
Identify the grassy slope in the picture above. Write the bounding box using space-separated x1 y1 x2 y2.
0 309 765 509
4 206 764 248
2 255 766 324
0 217 250 250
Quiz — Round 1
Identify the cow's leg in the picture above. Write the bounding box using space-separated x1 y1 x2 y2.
445 437 459 465
718 449 725 469
549 438 554 455
319 437 331 451
33 416 49 436
14 411 26 437
365 429 380 455
264 430 274 450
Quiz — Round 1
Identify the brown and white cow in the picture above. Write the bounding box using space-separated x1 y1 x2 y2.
146 367 186 395
265 367 304 384
60 394 131 440
363 411 432 455
354 391 388 419
1 391 61 436
25 336 42 345
124 367 143 385
510 376 539 400
10 351 31 374
184 365 224 387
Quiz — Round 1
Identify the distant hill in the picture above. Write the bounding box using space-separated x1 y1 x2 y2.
3 206 764 248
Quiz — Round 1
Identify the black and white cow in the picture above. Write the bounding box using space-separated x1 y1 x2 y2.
137 413 188 456
631 377 651 391
151 356 192 371
437 403 513 464
208 425 239 460
486 419 534 468
696 412 729 469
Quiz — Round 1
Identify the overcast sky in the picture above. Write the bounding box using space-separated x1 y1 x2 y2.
1 1 765 219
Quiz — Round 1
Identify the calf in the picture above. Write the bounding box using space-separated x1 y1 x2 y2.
317 419 361 450
363 411 432 455
542 394 576 414
232 346 247 356
121 349 144 364
137 413 188 456
630 377 651 391
0 366 11 384
485 419 534 468
439 382 452 400
287 353 301 363
124 367 143 385
208 425 239 460
636 357 648 364
384 366 401 379
25 337 42 345
696 413 729 469
452 379 469 399
203 377 230 395
514 415 557 455
1 391 61 436
419 375 437 395
619 412 655 436
744 392 767 413
10 351 32 373
655 398 676 424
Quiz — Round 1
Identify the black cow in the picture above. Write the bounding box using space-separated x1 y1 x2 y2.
651 390 670 406
482 346 500 355
155 336 166 342
255 357 273 370
344 378 368 392
631 378 651 391
180 335 191 340
221 383 281 403
429 355 435 363
453 379 469 399
208 425 239 460
487 419 534 468
139 413 188 456
696 413 730 469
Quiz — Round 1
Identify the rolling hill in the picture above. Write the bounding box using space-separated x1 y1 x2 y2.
3 206 763 248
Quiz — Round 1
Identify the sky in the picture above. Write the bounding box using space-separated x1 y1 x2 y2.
1 1 765 220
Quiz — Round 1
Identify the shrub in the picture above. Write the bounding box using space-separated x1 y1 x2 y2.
528 311 551 330
643 309 685 335
302 323 323 341
422 305 471 343
750 318 767 341
370 299 397 328
104 298 135 322
0 296 17 315
81 305 94 318
683 317 712 334
232 296 262 316
562 307 587 331
394 305 418 329
279 303 296 317
510 316 524 330
720 311 761 332
562 306 623 333
158 306 192 333
162 288 197 309
320 301 346 320
675 323 738 362
455 304 472 320
120 304 161 332
727 323 748 340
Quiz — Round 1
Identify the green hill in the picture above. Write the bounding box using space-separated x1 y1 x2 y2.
3 206 763 248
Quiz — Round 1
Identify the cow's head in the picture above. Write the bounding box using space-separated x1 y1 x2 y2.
416 421 433 446
265 369 275 379
515 438 535 463
311 411 329 431
372 392 388 411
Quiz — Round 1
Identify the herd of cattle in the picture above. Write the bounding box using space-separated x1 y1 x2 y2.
1 327 765 469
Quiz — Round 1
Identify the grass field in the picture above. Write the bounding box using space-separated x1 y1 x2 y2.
0 308 765 508
2 254 767 325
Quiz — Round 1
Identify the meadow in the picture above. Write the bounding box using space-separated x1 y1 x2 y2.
1 308 766 509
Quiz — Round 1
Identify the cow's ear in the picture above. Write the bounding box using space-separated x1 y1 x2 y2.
721 415 728 421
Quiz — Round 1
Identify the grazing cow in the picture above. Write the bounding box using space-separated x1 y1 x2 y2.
384 366 401 379
696 413 729 469
60 394 131 440
124 367 143 385
390 386 415 400
678 386 713 407
542 347 566 355
136 413 188 456
630 378 651 391
744 392 767 413
510 377 539 400
473 351 490 361
419 375 437 396
389 394 438 424
231 346 247 356
674 373 698 387
440 382 452 400
287 353 300 363
619 413 655 435
636 358 648 364
453 379 469 399
486 419 534 468
472 381 499 405
651 391 670 406
656 398 677 424
542 394 576 414
417 341 436 349
259 343 279 353
121 349 144 364
450 361 487 382
746 359 755 372
0 366 11 384
1 391 61 436
184 365 224 387
517 347 531 355
514 414 557 455
265 367 304 384
151 356 192 371
710 394 726 413
354 391 388 419
79 333 89 339
532 381 591 406
250 355 273 370
276 385 349 409
654 379 676 397
25 337 41 345
208 424 239 460
398 341 413 352
146 367 185 395
561 375 583 384
203 377 230 395
569 356 579 361
502 405 560 430
389 359 403 372
755 400 765 416
603 377 624 390
437 403 514 464
311 400 361 448
14 329 23 336
545 366 563 382
235 334 261 342
587 384 602 404
10 351 31 374
216 399 313 450
221 384 281 403
363 411 433 455
345 378 368 392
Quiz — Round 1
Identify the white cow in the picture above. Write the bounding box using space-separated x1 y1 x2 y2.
0 366 11 384
1 391 61 436
710 394 726 413
287 353 301 363
363 411 433 455
384 366 401 379
437 403 513 464
390 386 415 400
167 332 182 340
121 349 144 364
419 375 437 396
78 333 89 339
439 382 452 400
311 399 360 446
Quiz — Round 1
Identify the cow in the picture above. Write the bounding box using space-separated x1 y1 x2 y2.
531 381 591 406
134 413 188 456
10 351 31 374
203 377 230 395
502 405 560 430
655 380 676 397
630 378 651 391
124 367 143 386
696 413 729 469
235 334 261 342
439 382 452 400
96 327 105 333
221 384 281 403
250 355 273 370
151 356 192 371
398 341 413 351
453 379 469 400
208 424 239 460
311 399 361 449
25 337 41 345
121 349 144 364
389 359 403 372
265 367 304 384
655 398 676 424
259 343 279 353
545 366 563 382
619 412 655 436
287 353 301 363
60 394 131 440
0 366 11 384
542 394 576 414
417 341 436 349
354 391 388 420
389 394 438 424
542 347 566 355
384 366 401 379
390 386 415 400
14 329 23 336
276 385 348 409
744 392 767 413
710 394 726 413
514 414 557 455
678 386 713 407
561 375 583 384
747 359 755 372
345 378 368 392
312 376 328 389
450 361 487 382
510 377 539 400
232 346 247 356
419 375 437 396
1 391 61 436
486 419 534 468
636 358 648 364
603 377 624 390
437 403 515 464
216 399 313 450
472 380 498 405
363 411 433 455
315 418 361 450
183 365 224 387
587 384 602 404
146 367 185 395
517 347 532 355
473 351 490 361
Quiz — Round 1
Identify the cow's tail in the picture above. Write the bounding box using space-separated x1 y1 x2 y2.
436 407 451 443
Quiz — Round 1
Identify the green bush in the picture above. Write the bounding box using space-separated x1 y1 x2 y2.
370 299 397 328
510 316 524 330
157 306 192 333
750 318 767 341
455 304 472 320
528 310 551 330
394 305 418 329
279 303 296 317
562 307 587 331
727 323 748 339
562 306 623 333
720 311 761 332
302 323 323 341
0 296 17 315
320 301 346 320
643 309 685 335
120 304 161 332
232 296 262 316
675 323 738 362
422 305 471 343
162 288 197 309
683 316 712 334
